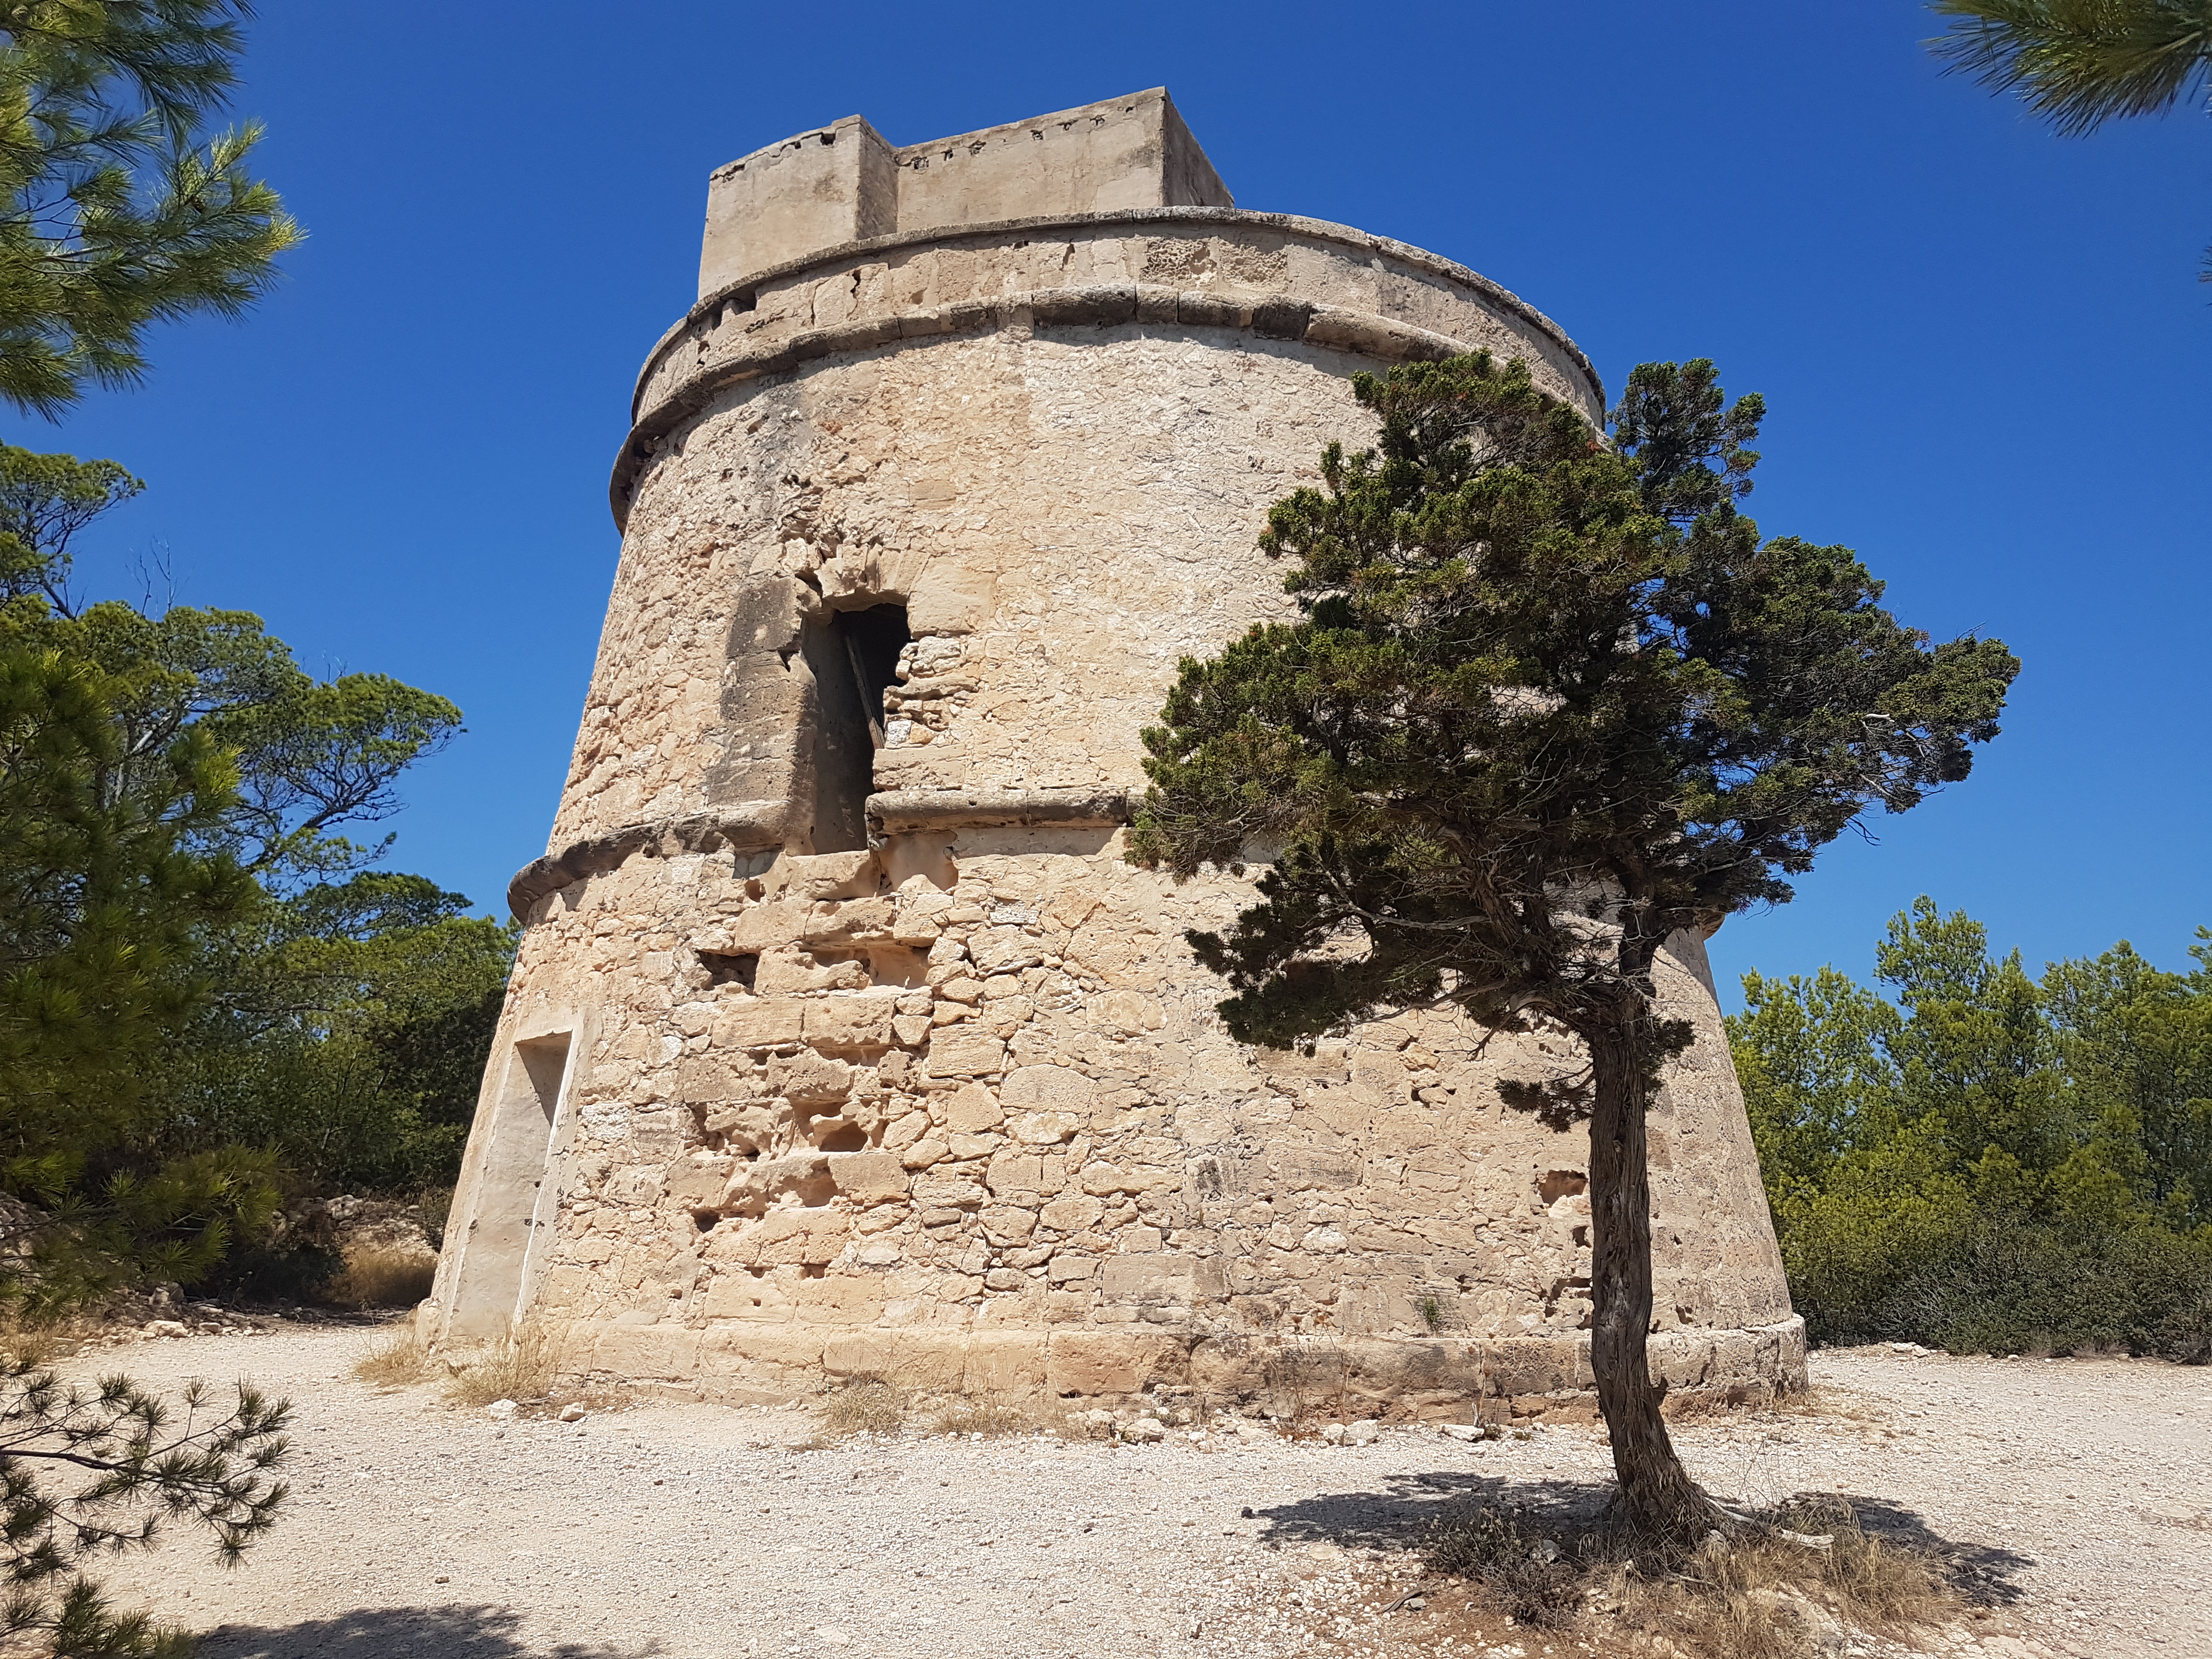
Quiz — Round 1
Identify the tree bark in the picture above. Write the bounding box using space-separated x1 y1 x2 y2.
1585 1012 1720 1539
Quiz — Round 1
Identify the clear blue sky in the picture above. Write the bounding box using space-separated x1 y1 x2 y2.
30 1 2211 1007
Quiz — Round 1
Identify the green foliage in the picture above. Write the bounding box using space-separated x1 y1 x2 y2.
0 443 139 610
1931 0 2212 135
152 872 514 1195
0 0 301 418
1127 353 2017 1534
1930 0 2212 277
0 1355 290 1656
0 438 496 1307
1128 352 2017 1063
0 637 250 1176
1731 899 2212 1359
8 1146 281 1314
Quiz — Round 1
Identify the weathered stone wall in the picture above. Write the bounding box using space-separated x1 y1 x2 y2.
425 101 1804 1414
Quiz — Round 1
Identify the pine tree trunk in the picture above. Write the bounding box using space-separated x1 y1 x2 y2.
1585 1015 1719 1539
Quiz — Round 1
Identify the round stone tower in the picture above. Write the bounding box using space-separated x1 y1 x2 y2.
424 90 1805 1415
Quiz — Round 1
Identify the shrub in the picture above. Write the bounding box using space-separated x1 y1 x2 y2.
814 1376 906 1440
442 1324 557 1409
349 1326 431 1388
324 1245 435 1310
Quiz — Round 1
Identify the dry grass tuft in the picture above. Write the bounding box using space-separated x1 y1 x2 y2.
0 1319 62 1369
442 1324 559 1409
813 1375 908 1440
350 1324 433 1387
325 1245 437 1310
930 1395 1035 1438
1427 1507 1587 1628
1425 1496 1962 1659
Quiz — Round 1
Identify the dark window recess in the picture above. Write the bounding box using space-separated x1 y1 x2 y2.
803 602 911 854
699 950 759 990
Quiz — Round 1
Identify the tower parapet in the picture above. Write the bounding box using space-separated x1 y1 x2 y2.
427 92 1804 1417
698 89 1231 301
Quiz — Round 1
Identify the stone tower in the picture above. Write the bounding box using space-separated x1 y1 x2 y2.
424 90 1804 1414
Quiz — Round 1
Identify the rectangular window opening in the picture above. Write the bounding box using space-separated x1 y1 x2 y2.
803 602 910 854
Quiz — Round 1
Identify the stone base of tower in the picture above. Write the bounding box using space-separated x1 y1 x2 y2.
432 1311 1807 1419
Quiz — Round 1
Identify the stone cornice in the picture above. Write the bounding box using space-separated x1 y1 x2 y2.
511 788 1137 922
610 207 1604 531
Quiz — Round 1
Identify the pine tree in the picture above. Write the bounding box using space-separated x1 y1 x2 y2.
1931 1 2212 275
0 1 300 417
1128 354 2018 1537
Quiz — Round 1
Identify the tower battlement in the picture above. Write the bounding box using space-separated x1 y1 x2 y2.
698 88 1231 299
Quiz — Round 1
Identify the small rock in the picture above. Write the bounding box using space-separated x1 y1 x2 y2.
1404 1596 1427 1611
143 1319 190 1339
433 1575 450 1585
1120 1417 1166 1443
1531 1537 1561 1564
484 1400 518 1420
558 1403 588 1423
1443 1423 1481 1442
1347 1419 1381 1445
1319 1421 1348 1444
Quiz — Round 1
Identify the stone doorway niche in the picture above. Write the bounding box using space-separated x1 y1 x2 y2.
447 1032 572 1339
805 601 910 852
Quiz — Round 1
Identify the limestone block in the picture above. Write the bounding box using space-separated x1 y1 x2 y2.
925 1028 1006 1080
986 1151 1045 1195
675 1054 754 1104
703 1103 777 1155
1102 1255 1227 1302
699 1274 795 1322
803 898 898 945
962 1330 1047 1393
1044 1331 1188 1396
1001 1063 1096 1118
743 1205 853 1266
713 999 806 1051
1008 1111 1082 1146
666 1157 738 1205
606 1165 666 1204
1039 1194 1104 1233
1079 1161 1181 1197
768 1051 854 1104
584 1324 703 1381
785 851 879 900
887 1330 969 1390
827 1152 910 1204
1088 988 1163 1035
967 926 1047 978
729 902 809 952
900 1137 949 1170
695 1326 827 1375
822 1336 898 1380
911 1176 987 1210
803 993 900 1052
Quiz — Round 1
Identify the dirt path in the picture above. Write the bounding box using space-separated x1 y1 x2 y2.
74 1327 2211 1658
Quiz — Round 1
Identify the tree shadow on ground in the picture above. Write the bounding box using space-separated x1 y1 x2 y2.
1243 1470 2036 1605
204 1604 666 1658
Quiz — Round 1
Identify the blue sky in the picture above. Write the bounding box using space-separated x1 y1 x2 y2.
30 1 2211 1006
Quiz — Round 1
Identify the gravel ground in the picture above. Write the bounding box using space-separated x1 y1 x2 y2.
70 1326 2211 1659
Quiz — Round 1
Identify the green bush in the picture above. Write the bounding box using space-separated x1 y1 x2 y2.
1732 899 2212 1360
